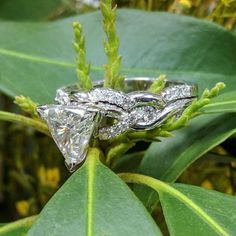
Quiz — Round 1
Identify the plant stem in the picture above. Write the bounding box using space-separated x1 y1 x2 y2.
0 215 37 234
105 142 135 166
119 172 164 192
0 111 50 136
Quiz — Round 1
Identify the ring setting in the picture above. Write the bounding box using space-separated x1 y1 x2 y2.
37 77 198 171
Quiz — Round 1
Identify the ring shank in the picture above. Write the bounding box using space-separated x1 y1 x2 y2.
94 77 197 92
40 77 198 171
59 77 198 99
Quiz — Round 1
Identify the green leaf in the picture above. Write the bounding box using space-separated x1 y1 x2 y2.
0 10 236 103
201 91 236 113
27 149 161 236
135 114 236 210
159 184 236 236
0 0 70 21
0 216 36 236
113 151 145 173
121 173 236 236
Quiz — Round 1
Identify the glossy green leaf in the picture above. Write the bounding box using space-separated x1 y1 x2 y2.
0 0 69 21
159 184 236 236
27 150 161 236
0 10 236 103
121 173 236 236
135 114 236 209
113 152 145 173
0 216 36 236
201 91 236 113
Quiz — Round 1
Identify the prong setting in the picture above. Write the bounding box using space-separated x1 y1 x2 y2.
37 78 198 171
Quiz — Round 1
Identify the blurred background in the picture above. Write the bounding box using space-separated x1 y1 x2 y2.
0 0 235 28
0 0 236 223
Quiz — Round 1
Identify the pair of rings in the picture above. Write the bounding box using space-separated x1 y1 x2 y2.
37 77 198 171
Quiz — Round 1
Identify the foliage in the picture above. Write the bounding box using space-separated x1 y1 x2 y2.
101 0 124 90
116 0 236 30
73 22 93 90
1 0 235 29
0 0 236 236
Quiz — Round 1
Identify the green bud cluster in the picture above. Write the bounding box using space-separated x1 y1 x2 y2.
14 95 39 118
148 74 167 93
100 0 124 90
73 22 92 91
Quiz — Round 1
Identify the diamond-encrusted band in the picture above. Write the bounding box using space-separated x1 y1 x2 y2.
37 78 197 171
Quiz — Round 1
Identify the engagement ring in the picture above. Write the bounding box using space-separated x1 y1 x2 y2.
37 77 198 171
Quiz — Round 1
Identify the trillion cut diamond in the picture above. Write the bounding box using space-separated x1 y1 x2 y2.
37 105 98 171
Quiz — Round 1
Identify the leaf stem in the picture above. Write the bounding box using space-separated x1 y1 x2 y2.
105 142 135 166
0 111 50 136
0 215 37 234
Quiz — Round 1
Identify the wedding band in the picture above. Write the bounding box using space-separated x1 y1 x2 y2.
37 77 197 171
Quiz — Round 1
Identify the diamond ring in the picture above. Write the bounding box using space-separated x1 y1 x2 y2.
37 77 198 171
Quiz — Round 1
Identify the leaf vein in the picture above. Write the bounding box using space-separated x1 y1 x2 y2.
86 153 96 236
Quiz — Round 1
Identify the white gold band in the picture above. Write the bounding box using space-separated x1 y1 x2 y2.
37 77 198 171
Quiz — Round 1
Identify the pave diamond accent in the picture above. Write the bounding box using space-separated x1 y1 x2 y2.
37 105 98 171
73 88 136 111
55 88 71 105
38 79 197 171
161 85 193 102
130 106 157 129
98 113 131 140
98 105 158 140
98 98 193 140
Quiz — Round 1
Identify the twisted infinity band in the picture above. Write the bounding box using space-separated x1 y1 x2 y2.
37 78 198 171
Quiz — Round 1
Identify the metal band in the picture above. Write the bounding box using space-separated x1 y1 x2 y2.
37 77 198 171
55 77 197 105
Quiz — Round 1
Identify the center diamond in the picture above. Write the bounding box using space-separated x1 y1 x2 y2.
37 105 98 171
